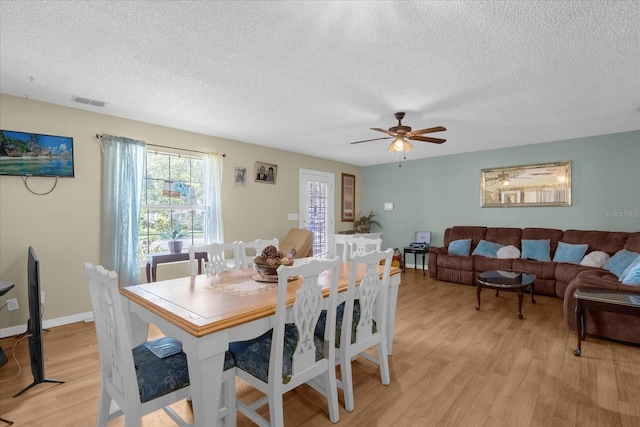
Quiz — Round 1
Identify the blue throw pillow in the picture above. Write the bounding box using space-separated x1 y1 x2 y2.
553 242 589 264
619 255 640 282
472 239 504 258
449 239 471 256
521 239 551 261
621 261 640 285
603 249 639 277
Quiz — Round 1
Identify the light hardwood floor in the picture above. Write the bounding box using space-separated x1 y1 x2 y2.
1 269 639 426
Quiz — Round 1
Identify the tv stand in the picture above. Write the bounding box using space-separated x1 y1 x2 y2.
13 377 65 398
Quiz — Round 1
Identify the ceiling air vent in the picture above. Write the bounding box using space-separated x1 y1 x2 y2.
72 95 107 107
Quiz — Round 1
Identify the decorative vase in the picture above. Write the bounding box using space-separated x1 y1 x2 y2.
168 241 183 253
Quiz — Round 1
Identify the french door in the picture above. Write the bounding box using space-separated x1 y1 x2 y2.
299 169 334 257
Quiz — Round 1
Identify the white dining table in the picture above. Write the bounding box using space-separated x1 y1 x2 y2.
120 261 401 427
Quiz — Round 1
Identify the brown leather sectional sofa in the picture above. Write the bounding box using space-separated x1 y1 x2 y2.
427 226 640 345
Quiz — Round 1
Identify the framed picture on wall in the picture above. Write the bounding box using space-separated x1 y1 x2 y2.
234 166 247 187
341 173 355 222
255 161 277 184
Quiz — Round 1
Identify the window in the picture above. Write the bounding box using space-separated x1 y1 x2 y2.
138 150 205 260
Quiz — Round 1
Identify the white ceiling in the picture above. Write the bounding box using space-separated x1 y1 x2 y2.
1 1 638 167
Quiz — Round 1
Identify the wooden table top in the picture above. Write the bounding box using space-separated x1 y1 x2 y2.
121 262 400 338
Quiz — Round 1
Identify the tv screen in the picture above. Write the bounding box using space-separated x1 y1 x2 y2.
0 129 74 178
14 246 64 397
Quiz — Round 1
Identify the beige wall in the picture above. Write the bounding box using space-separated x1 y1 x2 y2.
0 94 361 331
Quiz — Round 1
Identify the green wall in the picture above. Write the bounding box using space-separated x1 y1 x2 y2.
362 131 640 250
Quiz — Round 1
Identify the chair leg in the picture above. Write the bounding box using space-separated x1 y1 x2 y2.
340 356 355 412
377 342 390 385
325 368 340 423
96 389 112 426
268 392 285 427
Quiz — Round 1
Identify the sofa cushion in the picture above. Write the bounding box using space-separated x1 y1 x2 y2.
562 229 629 255
497 245 520 259
619 256 640 283
624 232 640 253
444 226 487 252
621 262 640 285
521 239 551 261
580 251 610 268
472 240 503 258
603 249 639 277
521 227 564 255
485 227 522 247
553 242 588 264
449 239 472 256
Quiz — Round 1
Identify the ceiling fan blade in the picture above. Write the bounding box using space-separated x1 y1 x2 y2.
408 135 447 144
371 127 397 137
409 126 447 136
349 136 393 145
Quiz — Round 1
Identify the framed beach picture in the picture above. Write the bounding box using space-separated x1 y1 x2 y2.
481 161 571 207
255 161 277 184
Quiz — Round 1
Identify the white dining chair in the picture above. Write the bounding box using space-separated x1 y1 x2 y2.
347 237 382 260
188 242 242 275
84 262 237 426
239 238 279 268
317 248 393 412
229 257 342 426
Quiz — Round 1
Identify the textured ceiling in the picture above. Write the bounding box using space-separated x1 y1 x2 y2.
1 1 638 166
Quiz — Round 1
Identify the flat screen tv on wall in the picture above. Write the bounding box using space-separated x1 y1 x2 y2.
13 246 64 397
0 129 74 178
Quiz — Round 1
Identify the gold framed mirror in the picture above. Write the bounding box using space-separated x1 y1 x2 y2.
481 161 571 207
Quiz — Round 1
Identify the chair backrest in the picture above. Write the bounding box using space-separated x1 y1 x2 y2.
83 262 140 409
347 237 382 260
342 249 393 348
280 228 314 258
188 242 242 275
239 238 279 268
272 257 341 385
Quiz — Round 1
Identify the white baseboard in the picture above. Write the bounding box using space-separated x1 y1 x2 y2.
0 311 94 338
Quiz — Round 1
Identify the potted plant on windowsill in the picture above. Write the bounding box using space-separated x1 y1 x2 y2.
162 224 188 253
353 210 382 233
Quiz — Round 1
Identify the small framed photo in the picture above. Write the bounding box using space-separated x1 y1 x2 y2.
500 190 522 204
234 167 247 187
255 161 277 184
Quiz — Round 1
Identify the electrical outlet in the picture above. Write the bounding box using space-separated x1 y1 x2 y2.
7 298 19 311
41 290 45 304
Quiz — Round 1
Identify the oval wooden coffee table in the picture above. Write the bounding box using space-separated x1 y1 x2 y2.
476 270 536 319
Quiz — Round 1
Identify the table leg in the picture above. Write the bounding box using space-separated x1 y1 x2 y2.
421 253 426 276
402 251 406 272
145 263 152 283
530 284 536 304
574 300 583 356
517 290 524 319
476 285 482 311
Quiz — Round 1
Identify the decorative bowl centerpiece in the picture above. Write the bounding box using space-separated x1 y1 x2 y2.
254 245 293 281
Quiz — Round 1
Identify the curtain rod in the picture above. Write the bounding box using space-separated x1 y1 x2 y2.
96 134 226 157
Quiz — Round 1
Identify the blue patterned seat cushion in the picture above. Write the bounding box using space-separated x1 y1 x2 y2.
133 339 234 403
229 324 324 384
315 300 376 348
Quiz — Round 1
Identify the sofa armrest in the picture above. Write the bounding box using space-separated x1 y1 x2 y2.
427 247 447 278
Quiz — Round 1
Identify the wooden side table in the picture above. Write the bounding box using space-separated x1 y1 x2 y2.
403 246 428 276
145 252 208 282
574 289 640 356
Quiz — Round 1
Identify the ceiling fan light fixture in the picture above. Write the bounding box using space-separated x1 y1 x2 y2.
404 140 414 152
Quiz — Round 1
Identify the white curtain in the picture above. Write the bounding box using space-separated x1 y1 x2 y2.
100 135 145 286
204 153 224 243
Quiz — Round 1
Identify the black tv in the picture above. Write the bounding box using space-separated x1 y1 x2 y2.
0 129 74 178
13 246 64 397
